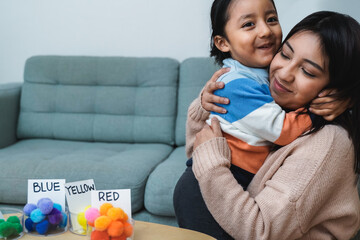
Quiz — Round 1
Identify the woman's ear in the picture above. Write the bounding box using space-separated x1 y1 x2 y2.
214 35 230 53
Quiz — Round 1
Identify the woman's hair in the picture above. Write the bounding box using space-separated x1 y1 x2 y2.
284 11 360 174
209 0 277 65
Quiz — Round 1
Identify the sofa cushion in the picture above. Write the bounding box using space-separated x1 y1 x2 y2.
0 139 173 212
144 146 187 216
175 57 220 146
18 56 179 145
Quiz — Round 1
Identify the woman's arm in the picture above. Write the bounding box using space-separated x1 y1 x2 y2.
185 68 229 158
192 119 360 239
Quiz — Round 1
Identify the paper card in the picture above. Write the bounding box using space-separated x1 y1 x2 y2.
65 179 96 234
65 179 96 214
27 179 66 210
91 189 132 218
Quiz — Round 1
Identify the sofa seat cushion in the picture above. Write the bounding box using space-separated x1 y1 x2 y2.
144 146 187 216
0 139 173 212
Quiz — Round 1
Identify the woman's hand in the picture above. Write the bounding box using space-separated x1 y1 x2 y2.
201 68 230 113
309 89 351 121
194 117 223 150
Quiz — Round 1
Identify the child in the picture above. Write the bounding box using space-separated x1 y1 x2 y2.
204 0 312 189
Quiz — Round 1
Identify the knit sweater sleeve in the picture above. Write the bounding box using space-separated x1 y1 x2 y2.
185 96 210 158
192 125 360 239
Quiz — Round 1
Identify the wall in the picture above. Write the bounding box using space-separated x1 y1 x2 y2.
0 0 359 84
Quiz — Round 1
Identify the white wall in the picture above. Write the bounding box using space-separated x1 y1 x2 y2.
0 0 359 84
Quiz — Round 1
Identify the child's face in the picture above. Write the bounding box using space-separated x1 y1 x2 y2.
269 31 330 110
216 0 282 68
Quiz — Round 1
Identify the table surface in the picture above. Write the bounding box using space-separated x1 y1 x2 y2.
18 220 216 240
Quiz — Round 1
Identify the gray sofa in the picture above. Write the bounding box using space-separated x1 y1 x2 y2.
1 56 359 239
0 55 219 227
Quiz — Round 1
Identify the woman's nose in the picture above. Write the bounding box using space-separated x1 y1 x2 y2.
278 64 295 82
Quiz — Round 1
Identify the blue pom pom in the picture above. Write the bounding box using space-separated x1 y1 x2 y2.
25 218 34 232
48 208 62 225
36 220 49 235
30 208 45 223
52 203 62 212
23 203 37 216
37 198 53 215
59 212 67 228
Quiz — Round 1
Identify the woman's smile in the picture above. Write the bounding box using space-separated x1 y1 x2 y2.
272 77 291 93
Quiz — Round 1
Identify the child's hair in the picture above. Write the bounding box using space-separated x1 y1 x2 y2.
284 11 360 174
209 0 277 65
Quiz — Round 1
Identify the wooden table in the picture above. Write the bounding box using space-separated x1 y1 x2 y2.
19 221 216 240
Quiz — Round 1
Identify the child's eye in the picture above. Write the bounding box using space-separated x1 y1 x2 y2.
242 22 255 28
302 68 316 78
267 17 278 23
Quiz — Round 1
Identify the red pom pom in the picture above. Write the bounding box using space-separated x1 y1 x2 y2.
91 230 109 240
111 235 127 240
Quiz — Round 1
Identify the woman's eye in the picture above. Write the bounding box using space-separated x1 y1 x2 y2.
302 68 316 77
280 51 290 60
242 22 255 28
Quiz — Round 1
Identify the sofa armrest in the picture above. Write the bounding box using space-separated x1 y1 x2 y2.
0 83 22 148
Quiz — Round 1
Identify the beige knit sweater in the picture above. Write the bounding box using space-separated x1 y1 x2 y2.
186 97 360 240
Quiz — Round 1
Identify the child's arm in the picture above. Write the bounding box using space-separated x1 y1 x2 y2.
309 89 351 121
185 68 230 158
211 77 311 146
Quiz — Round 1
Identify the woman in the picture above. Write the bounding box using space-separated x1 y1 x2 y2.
174 11 360 239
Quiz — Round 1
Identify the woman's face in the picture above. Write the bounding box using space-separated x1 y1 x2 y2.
269 31 330 110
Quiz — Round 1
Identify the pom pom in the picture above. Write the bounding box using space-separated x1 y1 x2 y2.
30 208 45 223
123 221 133 237
91 230 109 240
6 216 20 224
13 223 23 234
77 212 87 230
99 203 113 216
52 203 62 212
36 220 49 235
111 236 127 240
107 221 124 237
0 222 16 237
25 218 35 232
88 221 94 227
0 219 4 224
85 207 100 223
94 216 112 231
107 207 124 221
59 211 68 228
121 212 128 222
23 203 37 216
37 198 54 214
48 208 63 225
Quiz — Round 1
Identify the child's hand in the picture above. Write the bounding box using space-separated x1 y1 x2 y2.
309 89 351 121
201 68 230 113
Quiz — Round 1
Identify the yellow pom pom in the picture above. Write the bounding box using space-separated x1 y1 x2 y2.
84 205 91 211
77 212 87 230
94 216 112 231
99 203 113 216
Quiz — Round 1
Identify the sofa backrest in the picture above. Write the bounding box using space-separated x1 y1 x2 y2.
175 57 220 146
17 56 179 144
